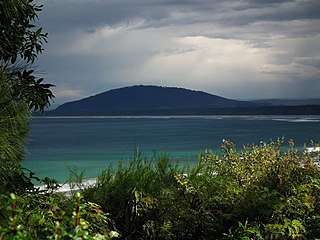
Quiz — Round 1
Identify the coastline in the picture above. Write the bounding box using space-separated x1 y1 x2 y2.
36 178 97 196
37 146 320 195
25 115 320 183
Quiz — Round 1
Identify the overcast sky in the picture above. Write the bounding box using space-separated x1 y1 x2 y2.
35 0 320 104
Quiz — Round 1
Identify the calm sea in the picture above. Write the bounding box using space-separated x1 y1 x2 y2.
23 115 320 182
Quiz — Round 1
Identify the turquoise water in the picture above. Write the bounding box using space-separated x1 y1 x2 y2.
23 115 320 182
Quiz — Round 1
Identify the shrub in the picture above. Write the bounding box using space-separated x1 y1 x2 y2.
83 152 181 239
0 192 118 239
1 139 318 239
84 139 320 239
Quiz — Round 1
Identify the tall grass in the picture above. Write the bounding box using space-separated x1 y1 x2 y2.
1 140 319 239
0 68 33 194
83 139 320 239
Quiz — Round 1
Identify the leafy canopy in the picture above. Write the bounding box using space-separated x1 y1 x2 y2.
0 0 54 112
0 0 54 194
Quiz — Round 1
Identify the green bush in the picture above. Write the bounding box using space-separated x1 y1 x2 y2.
83 140 320 239
1 139 319 239
0 192 119 239
83 152 181 239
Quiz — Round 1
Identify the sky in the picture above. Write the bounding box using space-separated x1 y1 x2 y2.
35 0 320 104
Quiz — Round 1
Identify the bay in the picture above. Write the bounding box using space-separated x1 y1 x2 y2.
23 115 320 182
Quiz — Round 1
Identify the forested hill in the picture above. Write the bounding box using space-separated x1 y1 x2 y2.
48 85 320 115
51 85 254 115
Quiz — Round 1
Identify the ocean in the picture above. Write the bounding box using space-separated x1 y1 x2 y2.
23 115 320 182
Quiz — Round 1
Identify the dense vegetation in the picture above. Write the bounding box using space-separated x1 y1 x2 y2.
82 140 320 239
0 0 54 194
1 140 320 239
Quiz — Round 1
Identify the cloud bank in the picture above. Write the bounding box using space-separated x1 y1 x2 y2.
36 0 320 103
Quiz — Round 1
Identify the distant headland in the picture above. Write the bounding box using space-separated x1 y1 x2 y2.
46 85 320 116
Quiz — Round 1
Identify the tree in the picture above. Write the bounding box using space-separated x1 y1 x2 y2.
0 0 54 193
0 0 54 111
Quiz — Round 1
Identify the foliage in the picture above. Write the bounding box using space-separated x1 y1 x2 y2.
0 140 319 239
0 0 54 195
0 68 29 164
0 67 34 195
0 191 119 239
1 0 45 63
83 151 180 239
0 0 54 112
83 140 320 239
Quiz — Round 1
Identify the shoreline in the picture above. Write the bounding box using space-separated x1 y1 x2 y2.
36 147 320 195
36 178 97 195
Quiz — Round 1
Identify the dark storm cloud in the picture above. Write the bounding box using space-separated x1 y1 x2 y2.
36 0 320 103
40 0 320 35
213 0 320 26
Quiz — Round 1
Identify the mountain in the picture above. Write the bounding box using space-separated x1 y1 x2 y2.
255 99 320 106
48 85 320 116
51 85 253 115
